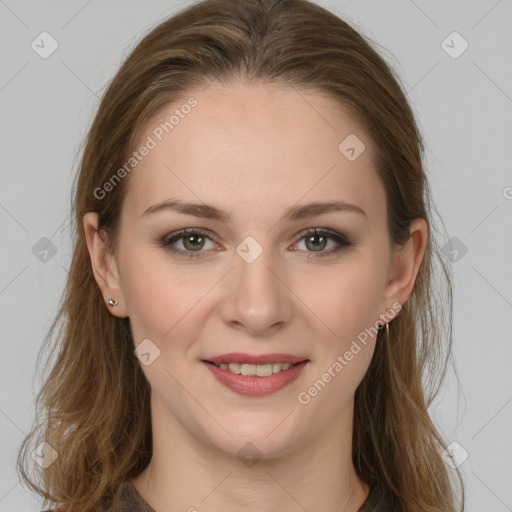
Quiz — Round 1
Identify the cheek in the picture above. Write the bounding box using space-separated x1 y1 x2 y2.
298 267 382 407
296 258 386 344
118 242 204 341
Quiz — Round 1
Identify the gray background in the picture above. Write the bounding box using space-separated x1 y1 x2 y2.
1 0 511 510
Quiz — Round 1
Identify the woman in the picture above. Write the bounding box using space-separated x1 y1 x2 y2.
17 0 464 510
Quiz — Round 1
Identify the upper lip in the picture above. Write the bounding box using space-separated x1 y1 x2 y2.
204 353 309 365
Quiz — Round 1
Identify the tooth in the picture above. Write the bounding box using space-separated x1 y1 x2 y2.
240 364 256 376
256 364 273 377
216 362 296 376
228 363 241 374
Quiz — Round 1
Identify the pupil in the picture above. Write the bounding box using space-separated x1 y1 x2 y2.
307 234 326 251
185 235 204 251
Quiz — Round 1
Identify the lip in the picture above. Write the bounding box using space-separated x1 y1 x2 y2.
204 353 308 365
202 357 310 397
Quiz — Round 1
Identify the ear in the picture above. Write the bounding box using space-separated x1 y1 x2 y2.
380 218 428 316
83 212 128 318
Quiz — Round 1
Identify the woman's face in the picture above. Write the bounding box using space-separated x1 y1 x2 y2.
87 81 418 459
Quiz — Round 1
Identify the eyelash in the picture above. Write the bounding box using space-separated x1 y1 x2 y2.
159 227 352 260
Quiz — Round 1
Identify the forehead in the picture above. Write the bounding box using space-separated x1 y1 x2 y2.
122 81 384 222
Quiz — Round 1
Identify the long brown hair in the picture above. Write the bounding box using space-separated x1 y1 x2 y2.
17 0 464 510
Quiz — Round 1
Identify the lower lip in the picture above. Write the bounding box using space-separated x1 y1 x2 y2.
202 360 309 397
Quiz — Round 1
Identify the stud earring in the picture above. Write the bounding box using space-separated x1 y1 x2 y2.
107 298 118 308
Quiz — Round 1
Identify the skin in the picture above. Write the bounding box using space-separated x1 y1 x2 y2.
84 81 427 512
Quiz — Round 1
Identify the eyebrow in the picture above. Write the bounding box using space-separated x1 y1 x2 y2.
141 199 366 222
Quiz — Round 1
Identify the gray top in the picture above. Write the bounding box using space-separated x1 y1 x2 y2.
114 480 392 511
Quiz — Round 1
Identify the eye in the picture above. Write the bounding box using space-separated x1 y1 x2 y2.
160 228 218 259
292 228 352 258
160 227 352 260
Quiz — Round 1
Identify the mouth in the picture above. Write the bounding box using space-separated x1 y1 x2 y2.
201 353 310 397
203 360 303 377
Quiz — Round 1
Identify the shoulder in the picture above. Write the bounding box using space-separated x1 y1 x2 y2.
113 481 155 512
40 482 149 512
358 483 395 512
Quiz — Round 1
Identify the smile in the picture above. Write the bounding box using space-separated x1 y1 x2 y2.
202 359 310 397
209 361 293 377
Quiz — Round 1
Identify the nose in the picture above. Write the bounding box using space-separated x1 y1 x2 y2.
219 240 294 334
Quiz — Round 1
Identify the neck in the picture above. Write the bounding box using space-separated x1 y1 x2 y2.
130 394 369 512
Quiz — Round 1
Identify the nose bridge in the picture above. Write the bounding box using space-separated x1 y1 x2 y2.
222 235 292 332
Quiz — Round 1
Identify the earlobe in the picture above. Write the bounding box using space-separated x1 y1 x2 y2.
82 212 128 317
382 218 429 310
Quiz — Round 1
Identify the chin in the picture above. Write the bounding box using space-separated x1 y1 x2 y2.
197 410 307 461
